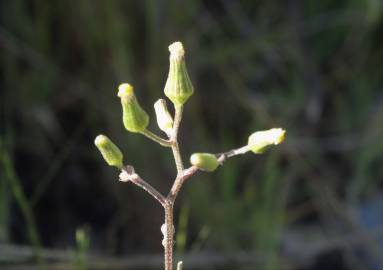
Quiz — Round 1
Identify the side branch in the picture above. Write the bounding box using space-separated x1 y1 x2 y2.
168 166 198 202
119 166 166 206
141 130 172 147
168 145 251 202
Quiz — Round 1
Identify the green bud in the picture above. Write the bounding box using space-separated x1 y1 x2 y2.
118 83 149 133
154 99 174 135
190 153 219 172
247 128 286 154
164 42 194 107
94 135 123 168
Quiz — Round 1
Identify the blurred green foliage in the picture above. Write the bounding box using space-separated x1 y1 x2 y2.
1 0 383 269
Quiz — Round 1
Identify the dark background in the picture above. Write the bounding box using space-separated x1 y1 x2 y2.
1 0 383 269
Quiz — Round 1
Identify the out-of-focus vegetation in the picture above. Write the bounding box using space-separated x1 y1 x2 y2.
1 0 383 269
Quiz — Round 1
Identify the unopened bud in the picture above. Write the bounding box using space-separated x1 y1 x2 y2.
94 135 123 168
154 99 173 135
118 83 149 133
164 42 194 107
247 128 286 153
190 153 219 172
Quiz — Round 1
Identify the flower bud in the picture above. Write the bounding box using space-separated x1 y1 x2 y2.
190 153 219 172
154 99 174 135
94 135 123 168
247 128 286 153
118 83 149 133
164 42 194 107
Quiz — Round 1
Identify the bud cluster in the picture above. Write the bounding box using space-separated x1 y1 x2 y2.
94 41 286 172
94 41 196 168
92 41 286 270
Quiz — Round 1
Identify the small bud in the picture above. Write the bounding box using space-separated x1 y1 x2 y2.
154 99 174 135
94 135 123 168
190 153 219 172
247 128 286 153
164 41 194 107
118 83 149 133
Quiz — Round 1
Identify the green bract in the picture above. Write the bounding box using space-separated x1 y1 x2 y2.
94 135 123 168
164 42 194 107
118 83 149 133
247 128 286 153
190 153 219 172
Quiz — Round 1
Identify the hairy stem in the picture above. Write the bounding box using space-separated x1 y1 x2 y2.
141 129 172 147
164 203 174 270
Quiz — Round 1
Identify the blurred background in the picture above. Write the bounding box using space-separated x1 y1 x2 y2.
1 0 383 269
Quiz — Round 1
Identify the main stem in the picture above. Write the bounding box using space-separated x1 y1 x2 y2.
164 105 184 270
164 203 174 270
171 142 183 174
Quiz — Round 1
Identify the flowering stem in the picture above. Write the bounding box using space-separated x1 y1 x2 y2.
95 41 285 270
163 105 185 270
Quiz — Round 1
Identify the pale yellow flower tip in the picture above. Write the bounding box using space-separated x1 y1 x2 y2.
117 83 149 133
169 41 185 60
248 128 286 154
264 128 286 145
117 83 134 98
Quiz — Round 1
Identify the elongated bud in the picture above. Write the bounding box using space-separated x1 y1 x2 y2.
190 153 219 172
154 99 174 135
118 83 149 133
247 128 286 153
164 41 194 107
94 135 123 168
